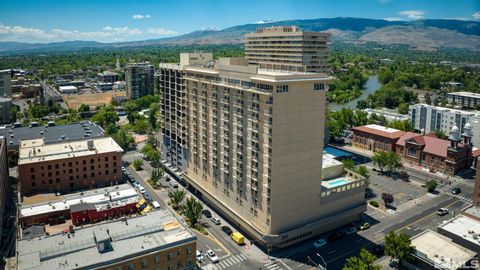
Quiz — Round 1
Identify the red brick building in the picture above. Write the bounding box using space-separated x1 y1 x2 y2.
396 129 473 175
352 124 405 153
20 184 140 228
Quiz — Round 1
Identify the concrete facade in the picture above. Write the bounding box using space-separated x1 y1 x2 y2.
245 26 331 73
474 162 480 207
0 69 12 97
159 53 213 172
0 97 12 124
0 136 9 246
125 63 154 99
245 26 330 73
409 103 480 147
446 91 480 109
17 137 123 196
181 57 366 248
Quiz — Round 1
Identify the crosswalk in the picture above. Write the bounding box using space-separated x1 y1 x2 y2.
263 260 285 270
444 192 472 203
366 209 386 220
204 254 247 270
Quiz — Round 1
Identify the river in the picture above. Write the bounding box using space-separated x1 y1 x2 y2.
327 75 380 111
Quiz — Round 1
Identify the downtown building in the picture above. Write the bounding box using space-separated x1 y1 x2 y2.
409 103 480 147
158 27 367 248
17 137 123 196
244 26 330 73
125 62 155 99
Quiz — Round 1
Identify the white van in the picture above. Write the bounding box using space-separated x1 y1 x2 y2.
139 186 146 194
152 201 161 209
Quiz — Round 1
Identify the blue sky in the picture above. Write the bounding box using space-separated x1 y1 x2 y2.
0 0 478 43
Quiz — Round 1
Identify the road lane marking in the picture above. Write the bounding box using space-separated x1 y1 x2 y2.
328 250 336 254
279 259 293 270
354 239 362 243
394 199 460 234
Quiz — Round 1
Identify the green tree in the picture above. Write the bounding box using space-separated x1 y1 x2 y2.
132 159 143 171
91 106 119 128
342 159 355 170
111 129 134 150
355 165 370 179
385 151 402 173
343 249 381 270
183 197 203 227
372 151 388 173
384 231 414 262
148 103 159 130
387 120 413 131
397 103 409 114
168 190 186 211
434 130 448 139
150 168 164 184
10 107 18 123
133 119 150 134
78 104 90 113
123 101 139 124
425 180 438 192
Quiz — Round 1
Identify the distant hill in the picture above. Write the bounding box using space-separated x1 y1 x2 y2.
1 17 479 53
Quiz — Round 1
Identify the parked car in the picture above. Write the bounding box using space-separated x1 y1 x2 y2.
196 250 204 263
328 231 345 243
122 166 126 172
211 217 221 225
202 210 212 218
344 226 357 235
206 250 219 263
359 222 370 231
170 180 179 188
144 193 151 201
139 186 146 194
313 238 327 248
437 208 449 216
369 244 385 256
221 226 233 235
451 187 461 194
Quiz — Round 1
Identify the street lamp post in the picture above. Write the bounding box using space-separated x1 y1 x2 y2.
316 253 327 270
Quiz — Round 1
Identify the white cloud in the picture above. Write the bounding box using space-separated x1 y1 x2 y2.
132 14 151 20
146 28 178 35
383 17 404 21
0 22 176 43
399 10 425 20
473 12 480 20
378 0 393 4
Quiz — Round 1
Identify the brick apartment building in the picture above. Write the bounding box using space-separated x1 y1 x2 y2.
17 137 123 196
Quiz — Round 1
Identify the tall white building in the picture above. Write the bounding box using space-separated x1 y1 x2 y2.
409 103 480 146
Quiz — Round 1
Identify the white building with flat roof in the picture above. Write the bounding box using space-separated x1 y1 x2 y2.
58 85 78 94
363 108 410 122
404 230 477 270
446 91 480 108
437 214 480 253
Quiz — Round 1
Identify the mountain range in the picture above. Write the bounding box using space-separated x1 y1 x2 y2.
0 17 479 53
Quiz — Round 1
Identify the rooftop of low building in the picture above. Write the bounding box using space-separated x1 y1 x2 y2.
14 209 196 270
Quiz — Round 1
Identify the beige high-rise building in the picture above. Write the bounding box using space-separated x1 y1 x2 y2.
158 27 366 248
245 26 330 73
182 57 366 248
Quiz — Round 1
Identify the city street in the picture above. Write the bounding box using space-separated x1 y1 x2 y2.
123 146 476 270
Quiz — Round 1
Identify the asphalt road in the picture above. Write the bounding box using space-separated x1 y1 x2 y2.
123 147 476 270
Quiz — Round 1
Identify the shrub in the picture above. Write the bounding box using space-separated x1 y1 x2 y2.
369 200 379 208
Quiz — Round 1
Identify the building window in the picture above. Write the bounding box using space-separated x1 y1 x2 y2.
314 83 325 91
155 255 160 264
30 167 34 173
48 165 52 170
407 147 416 156
141 259 147 269
276 85 288 93
127 264 134 270
168 253 174 260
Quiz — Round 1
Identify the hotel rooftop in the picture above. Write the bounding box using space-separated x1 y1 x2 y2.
18 137 123 165
10 210 196 270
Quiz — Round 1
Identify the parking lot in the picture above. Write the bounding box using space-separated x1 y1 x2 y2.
367 170 427 208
